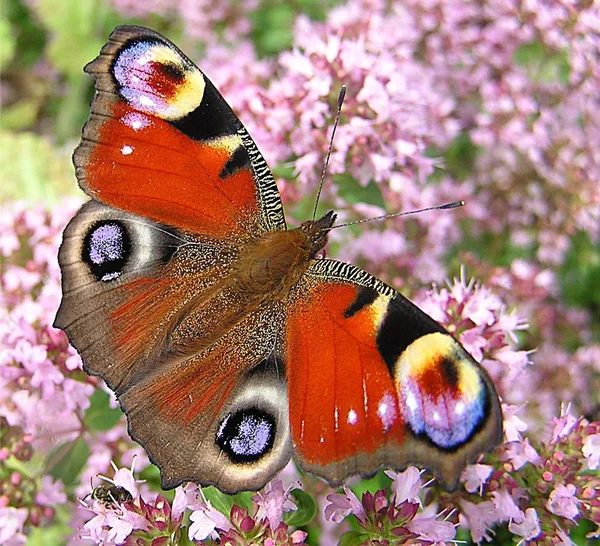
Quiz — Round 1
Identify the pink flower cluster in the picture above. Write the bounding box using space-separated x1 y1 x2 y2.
107 0 258 41
0 201 146 544
74 461 307 545
1 202 89 541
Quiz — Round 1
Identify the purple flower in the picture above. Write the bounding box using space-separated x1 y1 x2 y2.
252 478 298 531
0 507 28 545
461 464 494 495
547 483 580 521
324 486 366 524
508 508 541 542
582 434 600 470
188 501 232 541
385 467 423 506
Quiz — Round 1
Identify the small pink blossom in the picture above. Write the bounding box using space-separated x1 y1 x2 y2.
491 489 523 524
406 513 456 543
188 501 232 541
35 476 67 506
385 466 422 505
547 483 580 521
508 508 541 542
551 409 579 443
500 438 543 470
582 434 600 470
503 404 528 442
324 486 365 524
253 479 298 531
459 499 498 543
0 507 28 545
461 464 493 495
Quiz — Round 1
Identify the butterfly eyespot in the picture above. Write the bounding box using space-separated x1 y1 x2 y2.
395 332 488 450
112 39 205 121
216 407 276 464
82 221 131 282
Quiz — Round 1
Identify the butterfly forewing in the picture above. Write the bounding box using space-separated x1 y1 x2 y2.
75 25 285 238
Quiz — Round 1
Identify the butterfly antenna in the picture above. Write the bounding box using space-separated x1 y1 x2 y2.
330 200 465 230
312 85 347 221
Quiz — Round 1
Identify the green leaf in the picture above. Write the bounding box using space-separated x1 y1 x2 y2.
559 230 600 328
84 389 124 432
0 15 16 70
1 101 41 131
36 0 106 76
350 469 391 499
0 131 75 201
46 437 89 486
444 132 477 180
285 489 317 527
335 174 386 209
289 192 316 226
200 487 240 515
514 40 570 85
250 4 296 56
26 521 69 546
4 0 47 68
339 530 371 546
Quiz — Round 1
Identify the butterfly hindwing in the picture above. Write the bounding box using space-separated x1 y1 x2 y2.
56 200 292 493
75 25 285 238
285 259 503 490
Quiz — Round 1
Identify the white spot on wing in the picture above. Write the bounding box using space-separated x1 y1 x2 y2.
139 95 155 108
377 392 398 432
347 409 358 425
121 145 134 156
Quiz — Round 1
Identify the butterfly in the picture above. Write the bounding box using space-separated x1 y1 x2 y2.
55 25 502 494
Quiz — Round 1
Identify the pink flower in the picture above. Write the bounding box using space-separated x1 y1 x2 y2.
546 483 580 521
385 467 423 505
461 464 493 495
35 476 67 506
83 508 147 545
252 479 298 531
508 508 541 542
324 486 365 524
551 409 579 443
500 438 543 470
491 489 523 524
0 507 28 545
406 513 456 543
582 434 600 470
188 502 232 542
458 499 498 543
503 404 529 442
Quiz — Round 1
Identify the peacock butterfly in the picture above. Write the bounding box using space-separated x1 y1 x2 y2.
55 25 503 494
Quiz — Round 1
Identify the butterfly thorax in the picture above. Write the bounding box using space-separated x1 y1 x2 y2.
231 211 336 300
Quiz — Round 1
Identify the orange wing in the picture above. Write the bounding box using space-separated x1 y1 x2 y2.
75 25 285 238
285 260 502 489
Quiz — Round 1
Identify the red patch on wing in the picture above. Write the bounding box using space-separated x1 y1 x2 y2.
145 358 237 425
146 61 185 98
286 282 406 466
81 103 259 237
